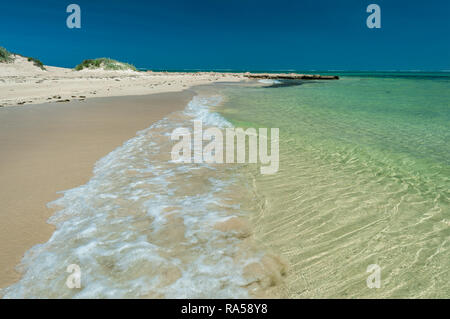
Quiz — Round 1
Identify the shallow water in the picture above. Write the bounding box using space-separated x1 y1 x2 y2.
218 74 450 298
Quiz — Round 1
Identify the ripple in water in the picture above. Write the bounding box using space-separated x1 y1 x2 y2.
218 75 449 298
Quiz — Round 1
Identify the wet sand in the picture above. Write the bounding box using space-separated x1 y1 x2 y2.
0 91 194 288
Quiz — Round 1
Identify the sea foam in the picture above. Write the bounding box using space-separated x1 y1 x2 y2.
1 94 284 299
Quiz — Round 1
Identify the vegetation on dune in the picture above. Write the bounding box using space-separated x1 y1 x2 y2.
1 46 46 70
74 58 137 71
0 46 14 63
27 57 46 70
2 46 135 72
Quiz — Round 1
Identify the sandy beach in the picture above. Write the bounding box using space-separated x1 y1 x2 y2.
0 57 243 288
0 92 199 287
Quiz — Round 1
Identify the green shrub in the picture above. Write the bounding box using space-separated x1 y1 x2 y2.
74 58 137 71
27 57 46 70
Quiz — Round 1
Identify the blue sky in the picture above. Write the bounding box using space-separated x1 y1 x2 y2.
1 0 449 70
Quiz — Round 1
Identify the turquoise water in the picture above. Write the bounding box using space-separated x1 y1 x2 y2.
3 73 448 299
218 74 450 298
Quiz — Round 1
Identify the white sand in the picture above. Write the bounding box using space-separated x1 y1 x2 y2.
0 55 245 107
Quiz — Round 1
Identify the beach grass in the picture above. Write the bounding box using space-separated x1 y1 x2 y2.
75 58 137 71
0 46 14 63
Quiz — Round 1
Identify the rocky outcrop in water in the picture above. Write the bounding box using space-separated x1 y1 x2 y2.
244 72 339 80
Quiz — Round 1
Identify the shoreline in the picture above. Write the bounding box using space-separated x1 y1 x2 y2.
1 84 287 298
0 59 246 288
0 90 196 288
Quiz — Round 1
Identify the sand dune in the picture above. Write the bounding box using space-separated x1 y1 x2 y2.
0 56 244 107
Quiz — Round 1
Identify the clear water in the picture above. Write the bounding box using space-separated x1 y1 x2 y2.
217 74 449 298
2 73 448 298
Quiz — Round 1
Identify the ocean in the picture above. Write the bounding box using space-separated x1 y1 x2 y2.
2 72 449 298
